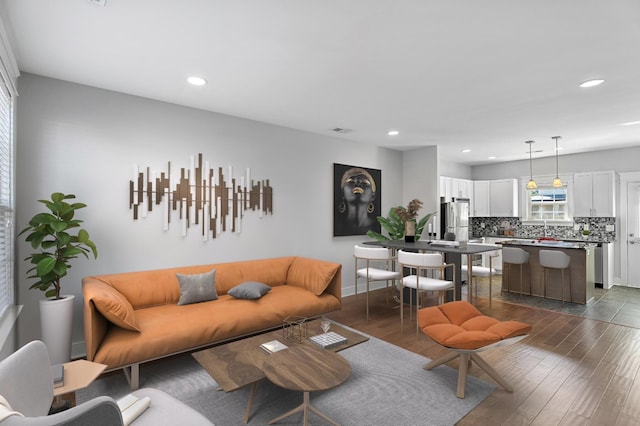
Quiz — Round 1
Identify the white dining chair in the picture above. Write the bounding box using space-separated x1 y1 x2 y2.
397 250 455 334
354 245 401 319
461 244 501 309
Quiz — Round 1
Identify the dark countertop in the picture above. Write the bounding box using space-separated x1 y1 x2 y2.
476 234 612 244
498 239 597 250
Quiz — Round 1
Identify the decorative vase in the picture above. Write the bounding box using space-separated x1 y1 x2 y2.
404 220 416 243
39 294 75 365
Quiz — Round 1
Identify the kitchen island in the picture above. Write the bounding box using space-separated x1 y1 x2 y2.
499 240 596 304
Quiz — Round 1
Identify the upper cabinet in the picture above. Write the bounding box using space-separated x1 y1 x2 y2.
472 180 490 216
472 179 518 217
453 178 518 217
440 177 473 201
573 171 616 217
489 178 518 217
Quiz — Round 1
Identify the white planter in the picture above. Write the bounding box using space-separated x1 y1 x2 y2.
39 294 75 365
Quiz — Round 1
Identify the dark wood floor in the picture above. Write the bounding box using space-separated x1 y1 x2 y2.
326 287 640 426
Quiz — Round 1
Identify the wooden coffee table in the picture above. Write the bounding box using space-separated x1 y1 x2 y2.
263 345 350 426
192 319 368 423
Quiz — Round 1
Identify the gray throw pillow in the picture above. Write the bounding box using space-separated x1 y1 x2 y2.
176 269 218 305
228 281 271 300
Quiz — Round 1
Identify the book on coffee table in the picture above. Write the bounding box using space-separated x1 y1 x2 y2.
260 340 288 354
309 332 348 349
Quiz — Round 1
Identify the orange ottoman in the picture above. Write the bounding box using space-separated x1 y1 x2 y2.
418 301 531 398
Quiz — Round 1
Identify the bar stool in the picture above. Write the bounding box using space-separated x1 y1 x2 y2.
539 249 572 303
461 245 501 309
354 245 401 319
502 247 530 298
397 250 455 334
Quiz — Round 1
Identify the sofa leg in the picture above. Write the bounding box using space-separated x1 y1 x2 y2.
123 364 140 390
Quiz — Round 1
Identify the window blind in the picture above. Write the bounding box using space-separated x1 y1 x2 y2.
0 75 13 318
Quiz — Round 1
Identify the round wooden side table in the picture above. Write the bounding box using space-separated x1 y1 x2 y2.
262 344 351 426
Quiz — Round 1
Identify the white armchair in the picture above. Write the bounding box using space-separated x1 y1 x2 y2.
0 340 213 426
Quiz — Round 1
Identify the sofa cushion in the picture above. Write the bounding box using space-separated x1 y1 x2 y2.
177 269 218 305
228 281 271 299
287 257 340 296
91 282 141 332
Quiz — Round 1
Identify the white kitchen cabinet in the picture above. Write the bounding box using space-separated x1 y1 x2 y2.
573 171 616 217
444 177 517 217
440 176 473 202
489 179 518 217
473 180 490 216
440 176 452 201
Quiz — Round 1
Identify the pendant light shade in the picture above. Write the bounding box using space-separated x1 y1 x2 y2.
525 140 537 190
552 136 563 187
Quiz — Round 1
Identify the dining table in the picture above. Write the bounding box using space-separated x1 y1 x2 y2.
362 240 502 302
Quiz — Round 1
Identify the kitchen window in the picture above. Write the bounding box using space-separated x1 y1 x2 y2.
527 187 568 221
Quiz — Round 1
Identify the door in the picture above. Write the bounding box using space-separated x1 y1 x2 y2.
628 182 640 287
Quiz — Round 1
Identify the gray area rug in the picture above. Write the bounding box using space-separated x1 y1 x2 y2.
77 333 496 426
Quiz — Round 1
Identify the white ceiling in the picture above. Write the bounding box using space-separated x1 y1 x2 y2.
2 0 640 166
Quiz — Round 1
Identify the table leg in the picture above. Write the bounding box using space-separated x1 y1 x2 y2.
243 381 259 424
467 253 473 303
268 391 339 426
444 252 463 301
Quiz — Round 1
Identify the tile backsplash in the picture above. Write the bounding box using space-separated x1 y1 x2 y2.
470 217 616 242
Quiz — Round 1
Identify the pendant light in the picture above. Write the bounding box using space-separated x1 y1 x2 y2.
552 136 563 187
525 140 537 190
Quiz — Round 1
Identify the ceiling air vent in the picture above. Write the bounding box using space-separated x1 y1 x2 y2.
331 128 352 134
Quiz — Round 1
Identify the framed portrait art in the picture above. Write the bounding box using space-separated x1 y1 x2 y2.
333 163 381 236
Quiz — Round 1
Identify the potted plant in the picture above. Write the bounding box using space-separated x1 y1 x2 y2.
367 199 436 242
19 192 98 364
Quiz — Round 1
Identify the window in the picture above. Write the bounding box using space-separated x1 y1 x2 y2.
527 187 568 221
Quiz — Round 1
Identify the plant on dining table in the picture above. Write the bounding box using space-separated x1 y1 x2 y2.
367 198 435 241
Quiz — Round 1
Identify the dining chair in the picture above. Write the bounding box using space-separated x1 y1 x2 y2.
354 245 401 320
397 249 455 334
461 244 501 309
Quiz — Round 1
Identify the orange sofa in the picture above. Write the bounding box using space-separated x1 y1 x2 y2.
82 256 342 389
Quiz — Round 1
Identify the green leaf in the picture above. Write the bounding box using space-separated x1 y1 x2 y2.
36 257 56 277
61 246 83 258
49 221 68 232
53 261 68 277
29 213 56 226
56 232 71 246
77 229 89 243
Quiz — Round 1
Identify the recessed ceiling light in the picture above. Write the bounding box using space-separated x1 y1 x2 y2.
187 76 207 86
579 79 604 88
387 130 399 136
462 149 471 153
620 120 640 126
488 156 496 160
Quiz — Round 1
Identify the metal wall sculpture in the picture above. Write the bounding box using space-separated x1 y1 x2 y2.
129 153 273 239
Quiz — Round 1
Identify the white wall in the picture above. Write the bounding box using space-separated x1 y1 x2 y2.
472 146 640 181
439 157 472 180
402 146 440 217
15 74 404 356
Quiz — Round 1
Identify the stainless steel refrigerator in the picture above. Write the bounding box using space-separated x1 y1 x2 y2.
440 198 469 241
